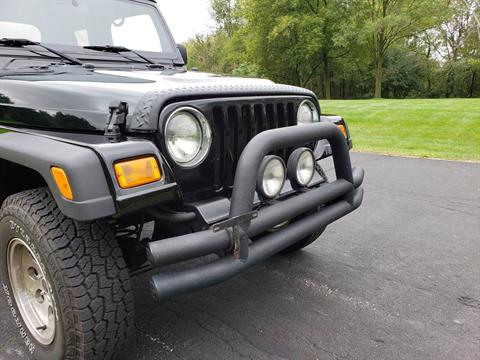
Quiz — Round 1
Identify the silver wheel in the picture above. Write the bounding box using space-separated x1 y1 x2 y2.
7 238 56 346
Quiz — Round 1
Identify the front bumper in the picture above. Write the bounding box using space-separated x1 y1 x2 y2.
147 122 364 299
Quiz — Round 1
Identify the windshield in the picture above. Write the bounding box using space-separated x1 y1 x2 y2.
0 0 175 54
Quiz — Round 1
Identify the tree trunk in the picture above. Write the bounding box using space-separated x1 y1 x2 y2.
427 74 431 96
445 67 452 98
374 55 383 98
469 70 476 98
322 52 332 100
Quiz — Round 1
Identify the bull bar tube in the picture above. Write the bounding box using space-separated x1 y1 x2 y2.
147 122 365 299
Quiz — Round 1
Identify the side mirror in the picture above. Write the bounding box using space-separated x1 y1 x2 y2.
177 44 188 66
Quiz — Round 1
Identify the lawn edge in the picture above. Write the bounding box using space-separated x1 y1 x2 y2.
352 150 480 164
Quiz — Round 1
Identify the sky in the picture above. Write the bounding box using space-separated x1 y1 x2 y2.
157 0 214 43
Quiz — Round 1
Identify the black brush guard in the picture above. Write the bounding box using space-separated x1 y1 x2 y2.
147 122 365 299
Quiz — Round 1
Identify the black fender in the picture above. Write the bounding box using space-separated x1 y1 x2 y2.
0 129 179 221
0 130 115 220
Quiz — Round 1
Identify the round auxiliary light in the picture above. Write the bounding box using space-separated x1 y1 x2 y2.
297 100 320 125
165 107 212 168
288 148 316 188
257 156 286 199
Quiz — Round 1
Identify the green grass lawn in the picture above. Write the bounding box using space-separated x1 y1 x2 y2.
321 98 480 161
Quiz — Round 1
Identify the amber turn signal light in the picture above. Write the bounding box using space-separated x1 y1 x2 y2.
114 156 162 189
51 167 74 200
337 124 348 139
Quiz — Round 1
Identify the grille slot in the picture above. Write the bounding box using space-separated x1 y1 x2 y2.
212 99 300 190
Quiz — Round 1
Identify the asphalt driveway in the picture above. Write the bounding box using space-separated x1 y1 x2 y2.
1 153 479 360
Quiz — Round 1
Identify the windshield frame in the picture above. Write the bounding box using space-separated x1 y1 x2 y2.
0 0 185 67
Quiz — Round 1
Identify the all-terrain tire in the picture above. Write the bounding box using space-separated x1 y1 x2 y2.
0 188 134 360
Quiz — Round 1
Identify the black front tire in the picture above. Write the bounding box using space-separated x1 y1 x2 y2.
0 188 134 360
281 227 326 254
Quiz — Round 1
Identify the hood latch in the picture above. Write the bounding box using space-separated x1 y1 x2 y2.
105 101 128 143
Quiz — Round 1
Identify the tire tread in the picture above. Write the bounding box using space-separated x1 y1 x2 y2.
1 188 134 360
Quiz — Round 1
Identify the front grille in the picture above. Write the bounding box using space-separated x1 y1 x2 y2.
210 98 303 190
159 96 312 199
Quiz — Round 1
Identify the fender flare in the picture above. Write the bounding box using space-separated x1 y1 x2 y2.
0 131 116 221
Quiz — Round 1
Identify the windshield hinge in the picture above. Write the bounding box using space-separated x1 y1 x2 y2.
105 101 128 143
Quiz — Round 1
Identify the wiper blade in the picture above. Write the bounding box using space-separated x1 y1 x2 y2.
0 38 83 66
84 45 164 69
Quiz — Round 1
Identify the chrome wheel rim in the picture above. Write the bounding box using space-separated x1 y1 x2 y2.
7 238 56 345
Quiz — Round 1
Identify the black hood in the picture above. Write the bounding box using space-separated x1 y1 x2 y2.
0 68 316 132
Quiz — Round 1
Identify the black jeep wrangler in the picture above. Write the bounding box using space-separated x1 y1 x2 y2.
0 0 364 359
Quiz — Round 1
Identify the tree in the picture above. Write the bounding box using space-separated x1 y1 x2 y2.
356 0 448 98
441 0 480 97
185 33 230 73
441 0 474 61
301 0 358 99
464 2 480 97
210 0 240 36
186 0 247 74
186 0 479 99
241 0 354 98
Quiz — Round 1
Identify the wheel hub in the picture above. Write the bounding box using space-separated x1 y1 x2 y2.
7 238 56 345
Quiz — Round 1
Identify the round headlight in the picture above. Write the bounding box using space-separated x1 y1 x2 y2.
288 148 315 187
165 107 212 167
297 100 320 125
257 156 286 199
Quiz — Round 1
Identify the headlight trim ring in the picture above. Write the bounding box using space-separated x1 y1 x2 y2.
297 99 320 125
165 106 213 168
